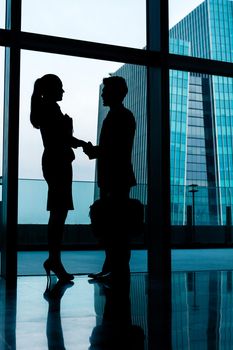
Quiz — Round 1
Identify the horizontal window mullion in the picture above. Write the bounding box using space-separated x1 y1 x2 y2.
169 53 233 78
0 29 159 66
1 29 233 78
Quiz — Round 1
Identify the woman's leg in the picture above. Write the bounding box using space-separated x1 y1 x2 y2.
48 209 68 264
44 208 74 281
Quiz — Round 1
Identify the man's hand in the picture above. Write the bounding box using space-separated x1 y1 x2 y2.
82 141 99 159
83 141 94 156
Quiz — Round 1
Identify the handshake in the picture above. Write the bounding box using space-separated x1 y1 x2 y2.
74 139 96 159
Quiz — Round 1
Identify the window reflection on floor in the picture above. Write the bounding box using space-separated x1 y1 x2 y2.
172 270 233 349
1 270 233 349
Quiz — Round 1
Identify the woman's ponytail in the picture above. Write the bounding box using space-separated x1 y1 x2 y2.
30 78 43 129
30 74 62 128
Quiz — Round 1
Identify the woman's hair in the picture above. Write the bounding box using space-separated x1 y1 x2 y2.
30 74 61 129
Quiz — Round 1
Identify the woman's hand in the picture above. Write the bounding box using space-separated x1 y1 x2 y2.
72 138 87 148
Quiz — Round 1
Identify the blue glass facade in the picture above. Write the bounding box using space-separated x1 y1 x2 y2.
170 0 233 224
170 40 190 224
96 0 233 225
210 0 233 219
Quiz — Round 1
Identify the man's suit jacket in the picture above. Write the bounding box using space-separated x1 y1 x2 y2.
89 105 136 193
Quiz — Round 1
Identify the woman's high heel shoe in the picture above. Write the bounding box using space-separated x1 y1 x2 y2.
43 259 74 284
43 279 74 302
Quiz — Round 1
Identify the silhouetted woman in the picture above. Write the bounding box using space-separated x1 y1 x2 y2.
30 74 85 283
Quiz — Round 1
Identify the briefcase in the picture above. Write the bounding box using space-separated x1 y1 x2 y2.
89 197 144 238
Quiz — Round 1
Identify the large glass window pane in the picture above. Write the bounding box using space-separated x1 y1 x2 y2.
22 0 146 49
169 0 233 63
0 0 5 28
19 51 147 254
170 69 233 234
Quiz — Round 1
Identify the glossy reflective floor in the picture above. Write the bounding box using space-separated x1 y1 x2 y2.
2 250 233 349
0 273 148 350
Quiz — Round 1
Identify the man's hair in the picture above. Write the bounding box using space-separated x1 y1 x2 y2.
103 76 128 100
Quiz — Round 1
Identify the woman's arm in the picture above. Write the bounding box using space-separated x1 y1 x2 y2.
71 137 87 148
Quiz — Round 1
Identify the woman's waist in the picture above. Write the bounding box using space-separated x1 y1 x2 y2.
43 148 75 161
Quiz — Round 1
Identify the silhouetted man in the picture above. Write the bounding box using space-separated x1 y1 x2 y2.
83 76 136 282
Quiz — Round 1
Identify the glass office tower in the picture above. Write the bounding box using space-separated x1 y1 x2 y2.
170 0 233 225
96 0 233 225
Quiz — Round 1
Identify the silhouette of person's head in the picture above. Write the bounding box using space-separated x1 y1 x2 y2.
30 74 64 129
101 76 128 107
34 74 64 102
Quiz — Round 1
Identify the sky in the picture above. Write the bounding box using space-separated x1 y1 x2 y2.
0 0 204 181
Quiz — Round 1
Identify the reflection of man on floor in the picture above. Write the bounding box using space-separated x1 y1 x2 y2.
89 280 145 350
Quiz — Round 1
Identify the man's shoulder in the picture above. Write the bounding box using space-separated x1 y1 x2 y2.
122 105 133 115
106 106 135 127
120 106 134 119
122 107 136 127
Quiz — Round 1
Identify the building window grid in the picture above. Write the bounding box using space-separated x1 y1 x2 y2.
186 77 209 193
1 0 233 228
170 67 189 223
214 74 233 189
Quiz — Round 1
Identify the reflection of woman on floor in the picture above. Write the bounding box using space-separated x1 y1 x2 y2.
30 74 85 283
44 280 74 350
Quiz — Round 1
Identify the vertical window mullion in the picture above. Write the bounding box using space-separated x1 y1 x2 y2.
2 0 21 287
147 0 171 349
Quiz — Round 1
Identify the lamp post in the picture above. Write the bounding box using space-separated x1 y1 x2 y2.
188 184 198 242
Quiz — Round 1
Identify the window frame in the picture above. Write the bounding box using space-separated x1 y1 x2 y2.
1 0 233 302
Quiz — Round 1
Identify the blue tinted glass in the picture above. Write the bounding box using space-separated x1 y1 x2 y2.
169 0 233 62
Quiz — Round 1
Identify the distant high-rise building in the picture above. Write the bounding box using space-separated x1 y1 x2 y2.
97 0 233 225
